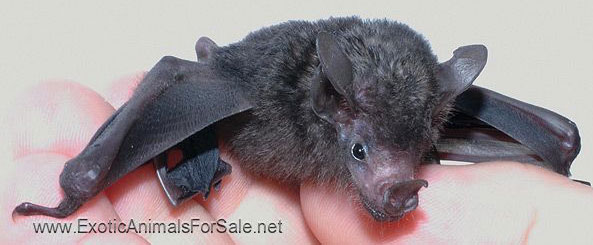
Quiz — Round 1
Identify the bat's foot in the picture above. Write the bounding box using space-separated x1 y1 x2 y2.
154 126 231 206
12 196 82 220
155 154 231 206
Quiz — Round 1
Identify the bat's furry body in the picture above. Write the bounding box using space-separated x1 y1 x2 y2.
13 16 581 222
215 17 441 186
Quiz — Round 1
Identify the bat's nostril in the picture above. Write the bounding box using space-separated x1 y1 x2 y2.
383 189 416 216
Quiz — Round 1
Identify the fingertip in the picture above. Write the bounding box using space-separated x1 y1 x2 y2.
300 181 419 244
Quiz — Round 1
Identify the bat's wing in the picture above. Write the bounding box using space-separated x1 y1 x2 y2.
13 56 252 218
437 85 581 177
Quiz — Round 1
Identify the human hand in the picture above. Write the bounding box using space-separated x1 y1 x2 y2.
2 75 592 244
1 76 316 244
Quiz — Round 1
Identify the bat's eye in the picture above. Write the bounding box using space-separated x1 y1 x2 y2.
351 143 366 161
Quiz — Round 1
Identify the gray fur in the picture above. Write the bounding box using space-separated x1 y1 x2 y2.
212 17 443 186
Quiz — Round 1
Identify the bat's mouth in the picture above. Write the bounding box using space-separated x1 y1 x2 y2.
361 197 404 222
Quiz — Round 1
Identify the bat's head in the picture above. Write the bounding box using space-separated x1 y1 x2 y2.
312 31 487 221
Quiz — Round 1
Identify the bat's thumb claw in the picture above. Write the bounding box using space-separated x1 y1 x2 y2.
11 208 19 222
572 179 591 186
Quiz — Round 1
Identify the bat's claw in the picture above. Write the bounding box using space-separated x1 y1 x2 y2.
155 154 184 206
572 179 591 186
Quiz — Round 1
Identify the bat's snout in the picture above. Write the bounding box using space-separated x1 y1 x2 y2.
345 149 427 222
382 179 428 218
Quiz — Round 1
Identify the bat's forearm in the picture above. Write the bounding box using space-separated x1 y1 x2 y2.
452 85 580 175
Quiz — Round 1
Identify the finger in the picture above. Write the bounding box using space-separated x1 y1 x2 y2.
6 81 114 160
104 72 145 109
407 163 536 244
301 162 593 244
417 162 593 243
301 163 528 244
195 146 318 243
300 180 409 244
485 163 593 244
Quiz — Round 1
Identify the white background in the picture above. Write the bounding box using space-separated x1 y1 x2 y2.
1 1 591 181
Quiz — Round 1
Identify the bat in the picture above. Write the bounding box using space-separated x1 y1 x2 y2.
12 17 583 222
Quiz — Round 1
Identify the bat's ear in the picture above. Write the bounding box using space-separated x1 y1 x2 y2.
312 32 355 124
435 44 488 112
195 36 218 62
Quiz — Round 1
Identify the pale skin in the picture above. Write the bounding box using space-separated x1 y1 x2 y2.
2 74 592 244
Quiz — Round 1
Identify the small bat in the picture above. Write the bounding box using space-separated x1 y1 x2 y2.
13 17 583 222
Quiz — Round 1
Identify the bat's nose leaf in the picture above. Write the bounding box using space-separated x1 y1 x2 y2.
382 179 428 217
